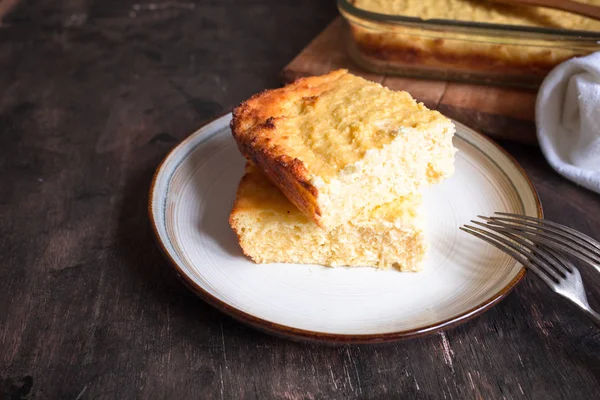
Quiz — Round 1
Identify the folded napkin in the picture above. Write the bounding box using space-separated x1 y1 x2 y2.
536 52 600 195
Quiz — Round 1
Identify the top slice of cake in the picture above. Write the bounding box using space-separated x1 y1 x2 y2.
231 69 456 230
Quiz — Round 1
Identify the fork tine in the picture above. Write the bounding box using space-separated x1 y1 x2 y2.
493 212 600 254
479 217 600 266
532 246 574 277
542 246 576 274
471 221 571 278
487 216 600 260
460 225 558 287
485 222 599 269
494 212 600 248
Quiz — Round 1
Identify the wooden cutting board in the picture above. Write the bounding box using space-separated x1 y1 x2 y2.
281 18 539 144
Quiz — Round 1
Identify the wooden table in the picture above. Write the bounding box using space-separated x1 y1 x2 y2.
1 1 599 398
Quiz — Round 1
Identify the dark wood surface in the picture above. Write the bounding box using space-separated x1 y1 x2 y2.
1 1 599 399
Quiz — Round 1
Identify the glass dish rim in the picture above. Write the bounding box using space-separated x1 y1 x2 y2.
338 0 600 40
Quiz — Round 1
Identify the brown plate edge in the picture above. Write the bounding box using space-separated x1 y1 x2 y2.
147 112 543 345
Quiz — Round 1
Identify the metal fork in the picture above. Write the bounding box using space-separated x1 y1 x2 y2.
460 213 600 327
482 212 600 274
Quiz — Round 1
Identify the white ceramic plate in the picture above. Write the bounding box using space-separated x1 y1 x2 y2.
149 114 541 343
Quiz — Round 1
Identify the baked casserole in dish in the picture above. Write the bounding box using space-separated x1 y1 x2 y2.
339 0 600 87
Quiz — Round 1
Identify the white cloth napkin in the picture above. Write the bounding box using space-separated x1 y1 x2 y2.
536 52 600 195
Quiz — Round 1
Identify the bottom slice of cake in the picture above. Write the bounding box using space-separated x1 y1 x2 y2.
229 164 428 271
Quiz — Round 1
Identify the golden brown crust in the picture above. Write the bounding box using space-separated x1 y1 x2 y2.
230 70 349 227
348 27 588 85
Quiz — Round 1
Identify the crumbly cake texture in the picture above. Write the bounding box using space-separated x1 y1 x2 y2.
229 164 428 271
354 0 600 30
231 69 456 230
350 1 600 79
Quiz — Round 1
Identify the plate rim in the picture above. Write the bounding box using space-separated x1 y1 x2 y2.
148 112 543 344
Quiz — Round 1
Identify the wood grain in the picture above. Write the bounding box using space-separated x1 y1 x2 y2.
282 18 539 144
1 1 599 399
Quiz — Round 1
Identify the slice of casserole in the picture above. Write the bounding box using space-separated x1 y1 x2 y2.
229 163 428 271
231 69 455 230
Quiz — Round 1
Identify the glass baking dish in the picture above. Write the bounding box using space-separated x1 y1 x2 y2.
338 0 600 87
